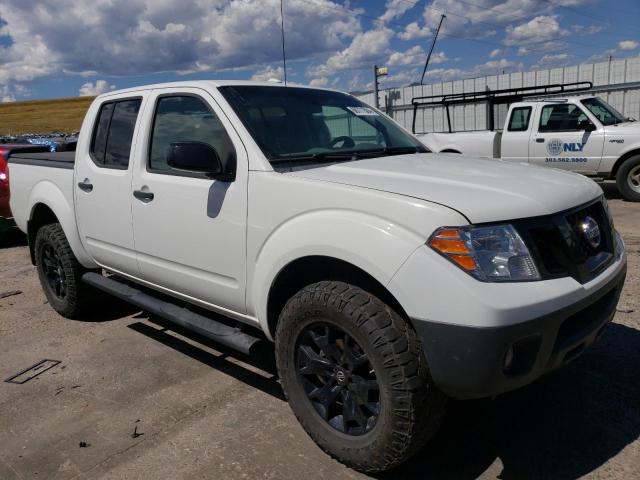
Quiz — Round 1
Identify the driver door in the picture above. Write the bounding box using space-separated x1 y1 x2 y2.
529 103 604 174
131 88 248 313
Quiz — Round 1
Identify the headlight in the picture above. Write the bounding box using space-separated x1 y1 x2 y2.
428 224 541 281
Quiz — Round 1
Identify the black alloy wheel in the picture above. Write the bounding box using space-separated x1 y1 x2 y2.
40 242 68 300
296 322 381 436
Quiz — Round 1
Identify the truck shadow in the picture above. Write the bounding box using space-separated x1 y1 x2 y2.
127 315 284 401
600 181 622 200
378 321 640 480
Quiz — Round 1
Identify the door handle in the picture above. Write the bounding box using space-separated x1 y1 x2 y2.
535 138 545 143
77 180 93 192
133 190 154 202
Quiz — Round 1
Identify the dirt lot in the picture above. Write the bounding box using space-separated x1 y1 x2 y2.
0 184 638 480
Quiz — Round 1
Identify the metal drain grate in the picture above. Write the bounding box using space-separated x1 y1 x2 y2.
4 359 61 384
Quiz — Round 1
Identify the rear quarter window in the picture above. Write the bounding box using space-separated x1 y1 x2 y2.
90 98 142 168
507 107 532 132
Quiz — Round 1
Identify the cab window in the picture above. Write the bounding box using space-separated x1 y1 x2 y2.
507 107 532 132
149 95 235 174
539 104 588 132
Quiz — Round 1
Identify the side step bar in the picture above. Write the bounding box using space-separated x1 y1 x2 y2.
82 272 260 355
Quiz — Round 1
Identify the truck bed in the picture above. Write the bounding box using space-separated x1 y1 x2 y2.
8 151 75 234
9 151 75 169
418 130 501 158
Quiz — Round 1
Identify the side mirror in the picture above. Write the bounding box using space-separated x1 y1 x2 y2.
578 120 596 132
167 142 231 180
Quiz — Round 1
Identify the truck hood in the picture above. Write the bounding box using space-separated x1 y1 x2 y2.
287 153 602 223
605 121 640 134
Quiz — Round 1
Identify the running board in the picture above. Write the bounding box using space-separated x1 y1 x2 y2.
82 272 260 355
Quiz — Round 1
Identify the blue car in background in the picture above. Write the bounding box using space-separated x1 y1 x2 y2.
27 137 60 152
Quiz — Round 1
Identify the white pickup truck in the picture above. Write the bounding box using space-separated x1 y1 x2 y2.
418 95 640 201
8 81 627 473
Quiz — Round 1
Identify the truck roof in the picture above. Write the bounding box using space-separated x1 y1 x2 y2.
97 80 343 100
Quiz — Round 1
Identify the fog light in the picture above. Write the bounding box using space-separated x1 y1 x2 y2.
504 345 515 370
503 335 542 376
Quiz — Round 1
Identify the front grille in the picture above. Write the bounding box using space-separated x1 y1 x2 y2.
514 197 615 284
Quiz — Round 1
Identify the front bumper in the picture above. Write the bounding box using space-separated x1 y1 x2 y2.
413 263 626 399
388 240 627 400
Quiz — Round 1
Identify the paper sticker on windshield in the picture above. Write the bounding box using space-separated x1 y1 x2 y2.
347 106 379 116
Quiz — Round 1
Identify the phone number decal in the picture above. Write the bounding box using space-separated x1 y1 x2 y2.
545 157 588 163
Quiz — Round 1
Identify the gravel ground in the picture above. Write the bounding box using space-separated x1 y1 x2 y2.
0 184 638 480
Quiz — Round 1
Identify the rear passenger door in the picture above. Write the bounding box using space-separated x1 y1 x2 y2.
75 95 145 274
500 106 533 163
130 89 248 314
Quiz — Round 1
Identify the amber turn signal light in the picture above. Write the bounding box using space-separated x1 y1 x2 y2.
428 228 478 271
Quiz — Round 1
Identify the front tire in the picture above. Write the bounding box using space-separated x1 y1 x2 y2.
275 281 446 473
35 223 94 319
616 154 640 202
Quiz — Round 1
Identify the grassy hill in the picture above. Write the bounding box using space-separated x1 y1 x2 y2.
0 97 95 135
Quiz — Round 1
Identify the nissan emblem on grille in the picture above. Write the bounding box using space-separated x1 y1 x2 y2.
580 216 601 249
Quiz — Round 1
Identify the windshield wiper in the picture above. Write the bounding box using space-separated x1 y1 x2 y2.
270 152 359 164
349 146 427 158
270 146 427 165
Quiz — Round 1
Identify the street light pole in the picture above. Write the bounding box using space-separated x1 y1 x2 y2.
373 65 388 109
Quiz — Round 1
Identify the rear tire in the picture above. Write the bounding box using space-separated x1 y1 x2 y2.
616 154 640 202
35 223 96 319
275 281 446 473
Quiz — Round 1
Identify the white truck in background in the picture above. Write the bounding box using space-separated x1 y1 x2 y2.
412 82 640 202
8 81 627 473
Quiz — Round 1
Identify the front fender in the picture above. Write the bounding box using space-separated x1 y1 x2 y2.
249 209 427 338
28 181 96 268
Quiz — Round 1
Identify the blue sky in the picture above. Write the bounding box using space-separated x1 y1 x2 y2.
0 0 638 101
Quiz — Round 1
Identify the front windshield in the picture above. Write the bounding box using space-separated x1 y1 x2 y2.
219 86 426 164
581 97 627 126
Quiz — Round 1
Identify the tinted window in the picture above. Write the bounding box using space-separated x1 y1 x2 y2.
105 100 141 167
149 96 235 173
507 107 531 132
539 104 588 132
90 103 114 163
90 99 141 168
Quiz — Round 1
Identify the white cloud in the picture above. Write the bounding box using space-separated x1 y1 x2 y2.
78 80 116 96
490 49 502 58
308 28 394 77
424 58 523 82
619 40 639 51
1 95 16 103
379 0 416 24
504 16 567 47
309 77 329 87
537 53 573 66
585 49 617 63
398 22 432 41
0 0 359 86
387 46 446 68
380 69 419 89
250 65 284 82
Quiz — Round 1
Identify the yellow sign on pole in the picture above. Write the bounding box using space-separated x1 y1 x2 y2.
376 66 389 76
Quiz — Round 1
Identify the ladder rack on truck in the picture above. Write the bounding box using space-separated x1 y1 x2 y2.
411 81 593 134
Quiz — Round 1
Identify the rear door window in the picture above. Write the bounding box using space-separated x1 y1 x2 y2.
90 99 142 168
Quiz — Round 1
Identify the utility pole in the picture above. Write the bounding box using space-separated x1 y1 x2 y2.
373 65 388 109
420 14 446 85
